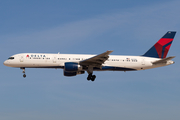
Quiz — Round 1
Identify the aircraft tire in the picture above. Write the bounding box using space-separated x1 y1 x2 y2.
91 75 96 81
87 73 92 81
87 77 91 80
23 74 26 78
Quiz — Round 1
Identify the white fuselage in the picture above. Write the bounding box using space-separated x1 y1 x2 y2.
3 31 176 80
3 53 174 71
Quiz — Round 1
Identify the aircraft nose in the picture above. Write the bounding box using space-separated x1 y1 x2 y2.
3 60 9 66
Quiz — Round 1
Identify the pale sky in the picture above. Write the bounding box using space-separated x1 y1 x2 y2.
0 0 180 120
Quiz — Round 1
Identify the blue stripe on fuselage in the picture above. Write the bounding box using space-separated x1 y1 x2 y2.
25 66 137 71
94 66 137 71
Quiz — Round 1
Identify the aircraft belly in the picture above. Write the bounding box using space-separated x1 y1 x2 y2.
12 60 62 68
94 66 137 71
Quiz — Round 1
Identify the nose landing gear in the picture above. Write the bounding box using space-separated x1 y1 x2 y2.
20 67 26 78
23 74 26 78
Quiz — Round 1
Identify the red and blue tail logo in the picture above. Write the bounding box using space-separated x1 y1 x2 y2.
143 31 176 58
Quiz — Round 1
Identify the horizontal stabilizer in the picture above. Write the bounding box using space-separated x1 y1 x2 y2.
152 56 175 64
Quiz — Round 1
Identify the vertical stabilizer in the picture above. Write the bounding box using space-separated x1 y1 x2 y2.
143 31 176 58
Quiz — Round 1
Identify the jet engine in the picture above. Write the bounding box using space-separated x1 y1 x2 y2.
64 62 85 76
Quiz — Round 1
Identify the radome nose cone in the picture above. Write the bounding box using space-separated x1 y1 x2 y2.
3 61 6 66
3 60 8 66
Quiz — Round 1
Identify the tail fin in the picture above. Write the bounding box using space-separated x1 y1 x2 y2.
143 31 176 58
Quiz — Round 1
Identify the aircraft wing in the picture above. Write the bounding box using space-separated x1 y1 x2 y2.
79 50 113 67
152 56 175 64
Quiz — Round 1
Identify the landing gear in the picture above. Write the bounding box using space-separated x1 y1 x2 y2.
20 67 26 78
87 73 96 81
87 66 96 81
23 74 26 78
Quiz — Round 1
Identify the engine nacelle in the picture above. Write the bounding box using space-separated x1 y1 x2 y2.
64 71 77 76
64 62 84 77
64 70 85 77
64 62 82 72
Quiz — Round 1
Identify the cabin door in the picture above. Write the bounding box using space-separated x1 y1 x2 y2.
53 56 57 63
19 55 24 62
142 59 145 65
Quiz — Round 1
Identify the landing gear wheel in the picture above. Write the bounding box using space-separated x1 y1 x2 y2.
91 75 96 81
20 67 26 78
87 73 92 80
87 73 96 81
87 77 91 81
23 74 26 78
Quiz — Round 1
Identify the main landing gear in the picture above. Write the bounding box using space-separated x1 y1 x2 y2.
87 73 96 81
87 66 96 81
20 67 26 78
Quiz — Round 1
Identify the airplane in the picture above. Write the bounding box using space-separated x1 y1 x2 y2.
3 31 176 81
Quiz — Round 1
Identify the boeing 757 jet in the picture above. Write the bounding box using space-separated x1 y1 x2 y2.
4 31 176 81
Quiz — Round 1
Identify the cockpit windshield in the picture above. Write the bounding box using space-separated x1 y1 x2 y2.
8 57 14 60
